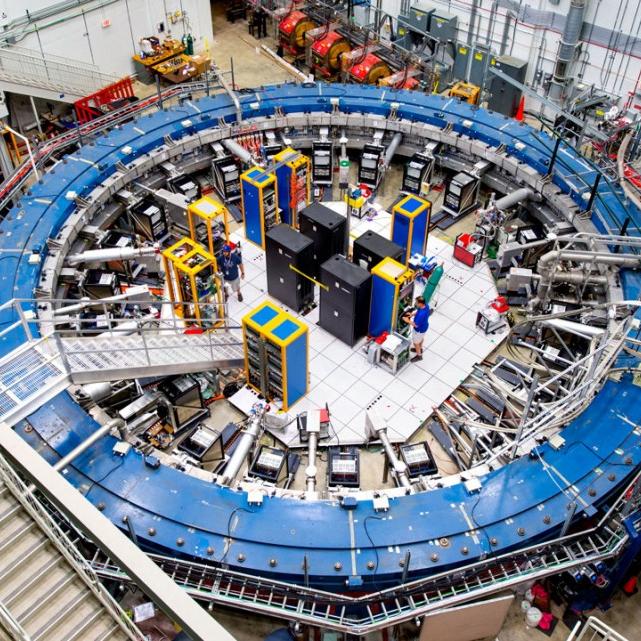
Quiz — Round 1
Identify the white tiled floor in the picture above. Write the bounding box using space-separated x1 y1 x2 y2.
228 204 508 446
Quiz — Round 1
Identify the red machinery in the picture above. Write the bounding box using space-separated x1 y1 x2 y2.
379 67 421 90
311 31 351 78
453 232 484 267
348 53 391 85
279 10 316 58
74 77 137 124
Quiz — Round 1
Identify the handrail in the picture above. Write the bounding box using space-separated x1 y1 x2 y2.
0 599 31 641
0 452 146 640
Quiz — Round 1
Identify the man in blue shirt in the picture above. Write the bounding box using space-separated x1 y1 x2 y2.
410 296 430 363
220 244 245 302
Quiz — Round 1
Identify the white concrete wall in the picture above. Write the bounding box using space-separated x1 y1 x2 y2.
379 0 641 106
0 0 214 79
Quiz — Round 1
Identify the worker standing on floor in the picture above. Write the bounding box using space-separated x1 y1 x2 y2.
409 296 430 363
220 244 245 302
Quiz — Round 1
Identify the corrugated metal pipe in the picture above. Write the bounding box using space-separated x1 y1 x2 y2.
549 0 587 101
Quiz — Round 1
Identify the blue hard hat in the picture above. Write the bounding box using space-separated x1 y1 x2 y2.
222 244 231 252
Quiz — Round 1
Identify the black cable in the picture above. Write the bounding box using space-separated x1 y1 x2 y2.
219 506 257 563
84 456 126 496
363 515 384 587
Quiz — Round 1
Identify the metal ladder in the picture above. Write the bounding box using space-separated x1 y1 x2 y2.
60 475 638 636
0 455 145 641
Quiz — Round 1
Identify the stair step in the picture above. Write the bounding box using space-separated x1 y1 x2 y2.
0 534 49 581
56 607 107 641
93 621 129 641
0 506 33 543
14 566 78 623
0 551 63 604
27 586 91 640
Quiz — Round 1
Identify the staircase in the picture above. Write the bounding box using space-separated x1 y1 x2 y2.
0 468 144 640
0 45 120 102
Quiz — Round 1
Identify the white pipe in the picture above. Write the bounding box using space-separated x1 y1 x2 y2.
220 405 265 485
541 318 606 338
223 138 254 164
53 286 152 316
383 133 403 167
65 245 159 267
305 431 318 494
4 124 39 181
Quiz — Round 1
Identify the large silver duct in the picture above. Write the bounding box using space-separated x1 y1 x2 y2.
549 0 587 102
494 187 535 211
383 133 403 168
220 406 265 485
223 138 255 165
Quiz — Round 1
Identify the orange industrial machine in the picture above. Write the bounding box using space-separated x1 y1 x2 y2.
348 53 391 85
311 31 351 78
279 10 317 58
449 81 480 105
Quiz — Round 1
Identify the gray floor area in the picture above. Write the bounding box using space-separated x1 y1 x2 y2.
165 7 641 641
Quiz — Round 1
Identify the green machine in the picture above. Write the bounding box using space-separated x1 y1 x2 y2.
423 262 444 304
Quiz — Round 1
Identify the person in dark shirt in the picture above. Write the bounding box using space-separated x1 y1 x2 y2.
410 296 430 363
220 244 245 301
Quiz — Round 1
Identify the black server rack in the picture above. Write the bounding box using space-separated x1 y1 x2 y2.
320 255 372 346
264 144 282 164
81 270 120 299
488 55 528 117
265 224 315 311
99 231 134 273
442 171 480 218
311 141 334 185
212 155 241 202
299 202 346 278
170 175 199 201
358 144 384 188
352 230 404 271
130 198 168 241
402 152 434 194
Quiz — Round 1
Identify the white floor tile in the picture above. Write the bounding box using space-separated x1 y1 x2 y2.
424 376 454 405
441 322 476 345
435 360 468 387
387 406 422 440
308 381 342 407
326 365 359 392
429 334 460 360
311 328 336 351
417 349 447 374
367 395 400 422
310 353 338 379
342 352 373 378
322 338 355 365
365 365 397 391
398 364 432 389
438 298 469 321
406 391 436 422
343 379 380 406
426 312 451 334
382 377 416 406
328 395 362 425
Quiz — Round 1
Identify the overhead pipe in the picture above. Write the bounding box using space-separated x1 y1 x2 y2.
499 10 515 56
494 187 536 211
220 405 266 485
65 245 159 267
383 132 403 168
549 0 587 102
213 64 242 123
223 137 255 165
365 410 412 491
27 418 125 492
468 0 480 46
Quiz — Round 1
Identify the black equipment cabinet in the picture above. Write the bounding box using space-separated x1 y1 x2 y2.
265 223 315 312
320 255 372 346
130 197 168 241
352 230 404 271
299 202 347 278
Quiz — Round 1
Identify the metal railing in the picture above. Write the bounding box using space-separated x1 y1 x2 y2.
0 297 243 411
0 451 146 641
0 599 30 641
569 617 632 641
67 470 640 634
0 45 120 97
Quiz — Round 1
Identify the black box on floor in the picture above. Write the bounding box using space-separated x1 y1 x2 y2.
265 223 315 311
352 230 404 271
131 197 168 241
320 255 372 346
299 202 346 278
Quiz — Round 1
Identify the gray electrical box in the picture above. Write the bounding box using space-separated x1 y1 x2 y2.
408 4 433 32
453 43 471 81
428 11 458 42
487 55 528 117
469 43 492 87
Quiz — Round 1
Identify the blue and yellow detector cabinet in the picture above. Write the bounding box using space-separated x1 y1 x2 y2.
391 194 431 264
273 147 311 228
241 167 278 249
368 257 416 338
242 301 308 411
